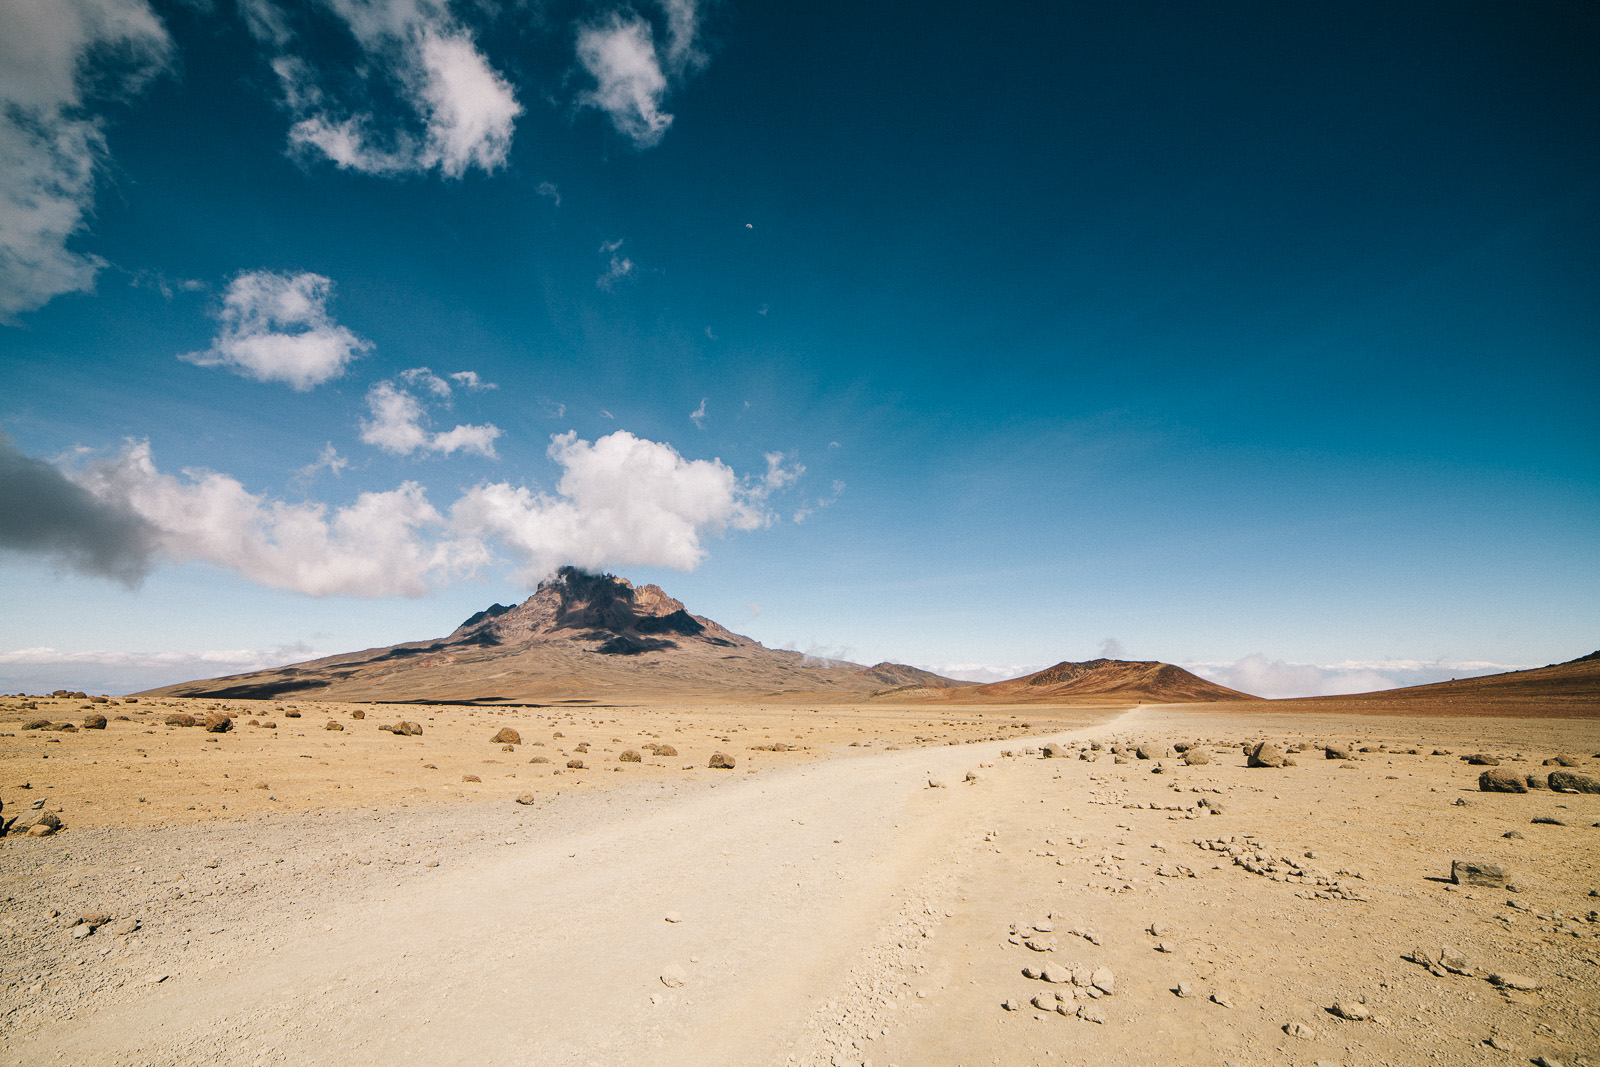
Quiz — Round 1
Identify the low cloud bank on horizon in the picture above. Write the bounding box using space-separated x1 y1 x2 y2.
917 656 1528 699
1185 655 1524 699
0 644 319 698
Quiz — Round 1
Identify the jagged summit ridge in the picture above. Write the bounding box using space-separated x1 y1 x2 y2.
448 567 749 657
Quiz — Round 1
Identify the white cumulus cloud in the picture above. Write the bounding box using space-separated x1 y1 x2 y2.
576 14 673 148
247 0 520 178
182 271 371 389
7 431 777 599
0 0 172 321
451 430 769 583
359 369 503 458
74 440 484 597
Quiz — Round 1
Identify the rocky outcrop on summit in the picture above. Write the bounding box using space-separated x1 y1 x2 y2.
134 568 966 704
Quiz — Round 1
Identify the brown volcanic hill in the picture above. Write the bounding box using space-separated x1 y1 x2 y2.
1241 650 1600 717
921 658 1260 704
133 567 968 704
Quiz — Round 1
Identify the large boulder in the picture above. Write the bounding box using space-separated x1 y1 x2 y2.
1479 768 1528 793
165 713 196 727
82 714 107 730
491 728 521 745
708 753 735 769
1183 748 1212 766
1324 743 1352 760
1042 743 1068 758
204 713 232 733
1135 744 1168 760
1247 742 1286 768
1548 770 1600 794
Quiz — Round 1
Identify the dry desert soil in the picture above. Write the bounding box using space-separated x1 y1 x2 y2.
2 693 1598 1066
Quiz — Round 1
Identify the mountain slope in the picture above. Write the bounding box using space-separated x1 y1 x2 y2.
134 568 970 703
1251 650 1600 716
914 658 1260 704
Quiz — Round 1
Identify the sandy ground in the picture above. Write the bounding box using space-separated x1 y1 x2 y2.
2 697 1598 1066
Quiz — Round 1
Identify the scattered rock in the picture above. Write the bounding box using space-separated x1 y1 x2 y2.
1544 755 1579 767
283 710 301 718
491 728 521 745
1465 753 1500 766
350 710 364 719
1479 768 1528 793
203 712 232 733
1330 1000 1370 1021
81 714 107 730
1325 743 1352 759
1532 816 1566 826
1247 742 1286 768
619 750 642 762
529 756 551 764
1284 1022 1315 1039
165 713 196 727
104 917 140 936
1183 748 1212 765
1076 1005 1105 1024
1210 993 1233 1008
324 720 344 731
1489 972 1541 991
660 964 688 988
566 760 584 769
1136 743 1167 760
515 793 535 805
1548 770 1600 794
1042 743 1068 758
21 719 51 730
708 753 735 769
1451 860 1505 888
927 777 947 789
1091 968 1115 995
1502 830 1525 839
653 744 678 757
1174 983 1193 998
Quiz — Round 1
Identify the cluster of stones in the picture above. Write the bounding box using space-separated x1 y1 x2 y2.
1195 835 1363 900
1001 920 1116 1025
1479 767 1600 794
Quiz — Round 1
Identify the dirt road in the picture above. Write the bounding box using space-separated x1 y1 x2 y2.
5 706 1598 1066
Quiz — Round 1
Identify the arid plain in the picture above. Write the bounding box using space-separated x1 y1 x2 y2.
3 690 1598 1066
2 573 1597 1065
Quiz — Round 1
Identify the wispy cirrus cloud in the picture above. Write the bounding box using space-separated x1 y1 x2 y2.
243 0 520 178
181 270 371 389
0 0 172 321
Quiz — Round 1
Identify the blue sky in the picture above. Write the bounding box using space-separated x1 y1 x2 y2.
2 0 1597 697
